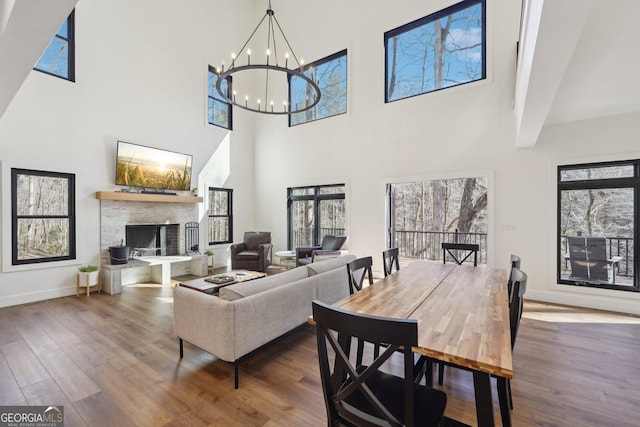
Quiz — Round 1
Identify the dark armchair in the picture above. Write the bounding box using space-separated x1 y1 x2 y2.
230 232 273 272
296 235 347 266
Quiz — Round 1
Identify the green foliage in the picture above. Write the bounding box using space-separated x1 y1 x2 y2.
204 250 214 256
79 265 98 272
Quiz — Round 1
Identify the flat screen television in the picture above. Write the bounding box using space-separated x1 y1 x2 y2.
115 141 192 192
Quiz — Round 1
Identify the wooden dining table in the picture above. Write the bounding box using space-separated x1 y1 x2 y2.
332 261 512 427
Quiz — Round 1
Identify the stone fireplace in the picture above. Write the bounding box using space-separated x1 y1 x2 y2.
98 196 200 265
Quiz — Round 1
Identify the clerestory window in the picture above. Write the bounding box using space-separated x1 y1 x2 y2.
289 49 347 127
34 11 75 81
207 66 233 130
384 0 485 103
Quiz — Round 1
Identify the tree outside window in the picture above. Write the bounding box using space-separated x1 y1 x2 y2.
11 169 76 265
289 50 347 126
288 184 346 249
208 187 233 244
558 161 638 291
207 67 232 130
386 177 487 263
385 0 485 102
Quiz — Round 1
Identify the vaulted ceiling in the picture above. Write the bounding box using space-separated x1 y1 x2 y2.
2 0 638 148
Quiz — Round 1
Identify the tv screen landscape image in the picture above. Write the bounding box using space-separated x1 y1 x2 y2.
115 141 192 191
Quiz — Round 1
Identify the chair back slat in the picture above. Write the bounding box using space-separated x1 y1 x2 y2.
383 247 400 277
347 256 374 294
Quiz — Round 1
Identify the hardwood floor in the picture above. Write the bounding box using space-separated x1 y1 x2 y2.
1 283 639 426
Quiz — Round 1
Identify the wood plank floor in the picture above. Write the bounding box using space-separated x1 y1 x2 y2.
1 282 639 426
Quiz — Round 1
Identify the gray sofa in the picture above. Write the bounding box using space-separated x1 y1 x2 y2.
173 254 356 388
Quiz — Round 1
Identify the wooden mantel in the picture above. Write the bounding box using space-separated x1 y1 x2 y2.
95 191 203 203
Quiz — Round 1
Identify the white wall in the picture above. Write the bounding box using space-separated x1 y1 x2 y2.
253 0 640 315
0 0 257 307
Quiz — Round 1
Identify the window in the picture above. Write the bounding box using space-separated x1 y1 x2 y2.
386 177 487 262
384 0 485 103
207 66 232 130
11 169 76 265
288 184 346 249
34 11 75 81
208 187 233 244
289 49 347 126
558 160 638 292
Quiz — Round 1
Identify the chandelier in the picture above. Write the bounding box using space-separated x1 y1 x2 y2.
214 1 321 115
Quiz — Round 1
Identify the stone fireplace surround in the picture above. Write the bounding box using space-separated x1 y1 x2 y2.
96 192 207 293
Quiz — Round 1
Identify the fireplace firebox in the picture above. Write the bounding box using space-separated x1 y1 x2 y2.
126 224 179 256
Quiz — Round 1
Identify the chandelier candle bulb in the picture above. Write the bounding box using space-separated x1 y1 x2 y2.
247 49 251 65
285 52 289 68
266 49 270 65
231 52 236 67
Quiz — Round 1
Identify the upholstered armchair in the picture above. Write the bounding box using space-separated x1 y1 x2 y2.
230 232 273 272
296 235 348 266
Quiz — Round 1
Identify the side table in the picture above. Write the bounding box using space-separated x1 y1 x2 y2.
275 250 297 269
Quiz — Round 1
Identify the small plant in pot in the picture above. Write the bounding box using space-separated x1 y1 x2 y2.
204 250 214 267
78 265 100 291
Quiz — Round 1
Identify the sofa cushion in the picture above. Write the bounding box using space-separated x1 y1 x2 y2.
307 254 356 276
218 266 308 301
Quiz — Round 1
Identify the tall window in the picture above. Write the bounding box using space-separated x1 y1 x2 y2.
34 11 75 81
558 161 638 292
386 177 487 263
289 50 347 127
208 187 233 244
207 66 232 130
288 184 346 249
11 169 76 265
384 0 485 103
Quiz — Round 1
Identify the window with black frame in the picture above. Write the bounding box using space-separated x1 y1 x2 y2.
207 66 233 130
558 160 638 292
208 187 233 244
11 168 76 265
289 49 347 127
34 11 75 81
287 184 346 249
384 0 485 103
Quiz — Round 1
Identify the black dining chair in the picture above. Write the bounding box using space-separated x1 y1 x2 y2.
347 256 374 294
383 247 400 277
312 300 448 427
508 254 521 306
442 242 480 266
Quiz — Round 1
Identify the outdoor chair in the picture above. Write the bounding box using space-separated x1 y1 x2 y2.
312 300 448 427
383 247 400 277
566 236 622 284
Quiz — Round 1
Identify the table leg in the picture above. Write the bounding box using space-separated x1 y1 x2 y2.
473 371 495 427
497 377 512 427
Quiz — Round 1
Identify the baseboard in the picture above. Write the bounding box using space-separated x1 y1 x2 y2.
0 285 78 308
526 289 640 316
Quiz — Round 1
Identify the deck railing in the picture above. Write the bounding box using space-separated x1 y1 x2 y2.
394 229 487 264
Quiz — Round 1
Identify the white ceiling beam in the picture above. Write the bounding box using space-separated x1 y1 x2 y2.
514 0 595 148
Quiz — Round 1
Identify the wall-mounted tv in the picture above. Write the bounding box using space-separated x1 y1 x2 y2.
115 141 192 192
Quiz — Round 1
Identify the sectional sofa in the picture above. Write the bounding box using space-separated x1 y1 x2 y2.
173 254 356 388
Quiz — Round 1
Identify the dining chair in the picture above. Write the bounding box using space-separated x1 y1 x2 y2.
508 254 521 306
347 256 374 294
382 247 400 277
441 242 480 266
312 300 448 427
346 256 375 365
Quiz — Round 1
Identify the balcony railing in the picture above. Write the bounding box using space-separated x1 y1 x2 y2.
394 229 487 264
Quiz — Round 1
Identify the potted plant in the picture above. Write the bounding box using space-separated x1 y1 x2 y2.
204 250 214 267
78 265 100 295
191 187 198 196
